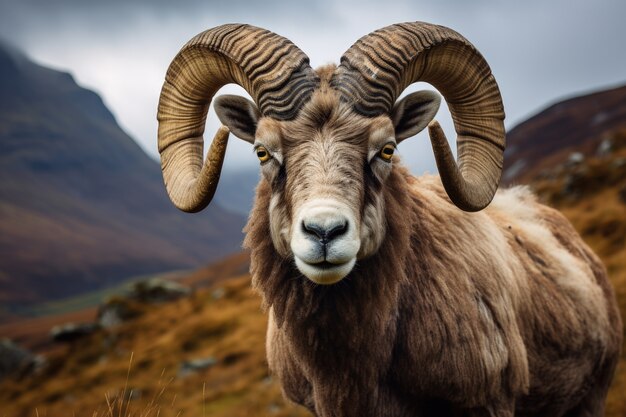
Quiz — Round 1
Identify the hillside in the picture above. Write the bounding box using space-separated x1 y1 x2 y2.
0 43 245 311
214 168 259 216
0 253 310 417
503 83 626 184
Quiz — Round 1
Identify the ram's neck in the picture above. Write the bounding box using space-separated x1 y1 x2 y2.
245 164 418 358
245 167 470 414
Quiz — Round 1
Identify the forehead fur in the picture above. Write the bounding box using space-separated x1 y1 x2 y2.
282 64 393 145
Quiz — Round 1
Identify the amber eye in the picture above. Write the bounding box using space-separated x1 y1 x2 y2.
379 144 395 161
256 146 271 163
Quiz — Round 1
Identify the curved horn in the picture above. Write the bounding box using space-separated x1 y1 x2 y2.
332 22 505 212
157 24 317 212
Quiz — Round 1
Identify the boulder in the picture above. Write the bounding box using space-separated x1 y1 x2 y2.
130 278 191 303
565 152 584 167
177 357 217 378
97 296 144 328
0 339 43 381
50 322 99 343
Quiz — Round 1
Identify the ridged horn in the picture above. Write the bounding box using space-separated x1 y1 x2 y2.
332 22 505 212
157 24 317 213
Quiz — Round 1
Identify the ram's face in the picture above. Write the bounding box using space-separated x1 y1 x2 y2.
254 100 396 284
212 86 439 285
159 25 506 285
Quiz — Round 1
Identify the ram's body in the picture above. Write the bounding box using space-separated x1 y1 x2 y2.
157 23 622 417
250 171 621 417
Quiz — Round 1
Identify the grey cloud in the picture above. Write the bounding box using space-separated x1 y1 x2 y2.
0 0 624 175
0 0 338 39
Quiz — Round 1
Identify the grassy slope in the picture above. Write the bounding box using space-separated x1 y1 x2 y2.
0 253 310 417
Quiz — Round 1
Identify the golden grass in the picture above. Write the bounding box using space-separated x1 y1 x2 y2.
0 273 311 417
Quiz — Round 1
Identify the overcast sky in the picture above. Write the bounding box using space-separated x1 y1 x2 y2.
0 0 624 174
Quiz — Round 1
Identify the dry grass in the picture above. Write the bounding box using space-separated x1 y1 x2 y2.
0 271 310 417
0 307 97 355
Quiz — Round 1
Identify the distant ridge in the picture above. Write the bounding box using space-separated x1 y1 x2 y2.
503 83 626 184
0 44 245 310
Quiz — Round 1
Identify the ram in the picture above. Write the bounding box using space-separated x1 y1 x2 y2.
157 22 622 417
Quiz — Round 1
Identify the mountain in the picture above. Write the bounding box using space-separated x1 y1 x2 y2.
0 43 245 310
502 83 626 184
214 168 259 216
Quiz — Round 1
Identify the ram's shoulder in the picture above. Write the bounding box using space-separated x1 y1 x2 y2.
405 174 456 203
488 185 538 214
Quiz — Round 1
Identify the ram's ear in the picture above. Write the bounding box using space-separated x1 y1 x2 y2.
391 90 441 142
214 95 260 144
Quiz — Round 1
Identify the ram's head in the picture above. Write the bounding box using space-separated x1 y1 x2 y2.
157 23 505 284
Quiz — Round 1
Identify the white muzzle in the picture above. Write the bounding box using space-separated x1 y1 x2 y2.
290 199 360 284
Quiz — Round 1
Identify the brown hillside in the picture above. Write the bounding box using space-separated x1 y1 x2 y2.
0 253 309 417
503 83 626 185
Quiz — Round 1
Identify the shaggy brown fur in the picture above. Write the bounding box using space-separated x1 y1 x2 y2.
246 172 621 417
241 67 622 417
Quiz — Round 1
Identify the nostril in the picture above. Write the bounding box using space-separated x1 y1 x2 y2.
302 220 349 243
326 222 348 241
302 221 325 240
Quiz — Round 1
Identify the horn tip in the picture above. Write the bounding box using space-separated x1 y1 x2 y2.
428 120 441 130
217 125 231 136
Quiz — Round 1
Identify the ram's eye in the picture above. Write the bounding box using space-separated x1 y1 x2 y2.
379 144 395 161
256 146 271 163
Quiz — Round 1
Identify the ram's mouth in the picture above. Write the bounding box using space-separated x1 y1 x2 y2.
294 257 356 285
312 261 338 270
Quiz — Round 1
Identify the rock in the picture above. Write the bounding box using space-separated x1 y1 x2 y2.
597 137 614 156
96 278 189 328
0 338 44 381
97 296 144 328
128 388 142 401
611 157 626 169
591 111 609 126
503 158 526 182
561 166 588 198
211 287 225 300
565 152 584 167
50 322 99 342
131 278 191 303
177 357 217 378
